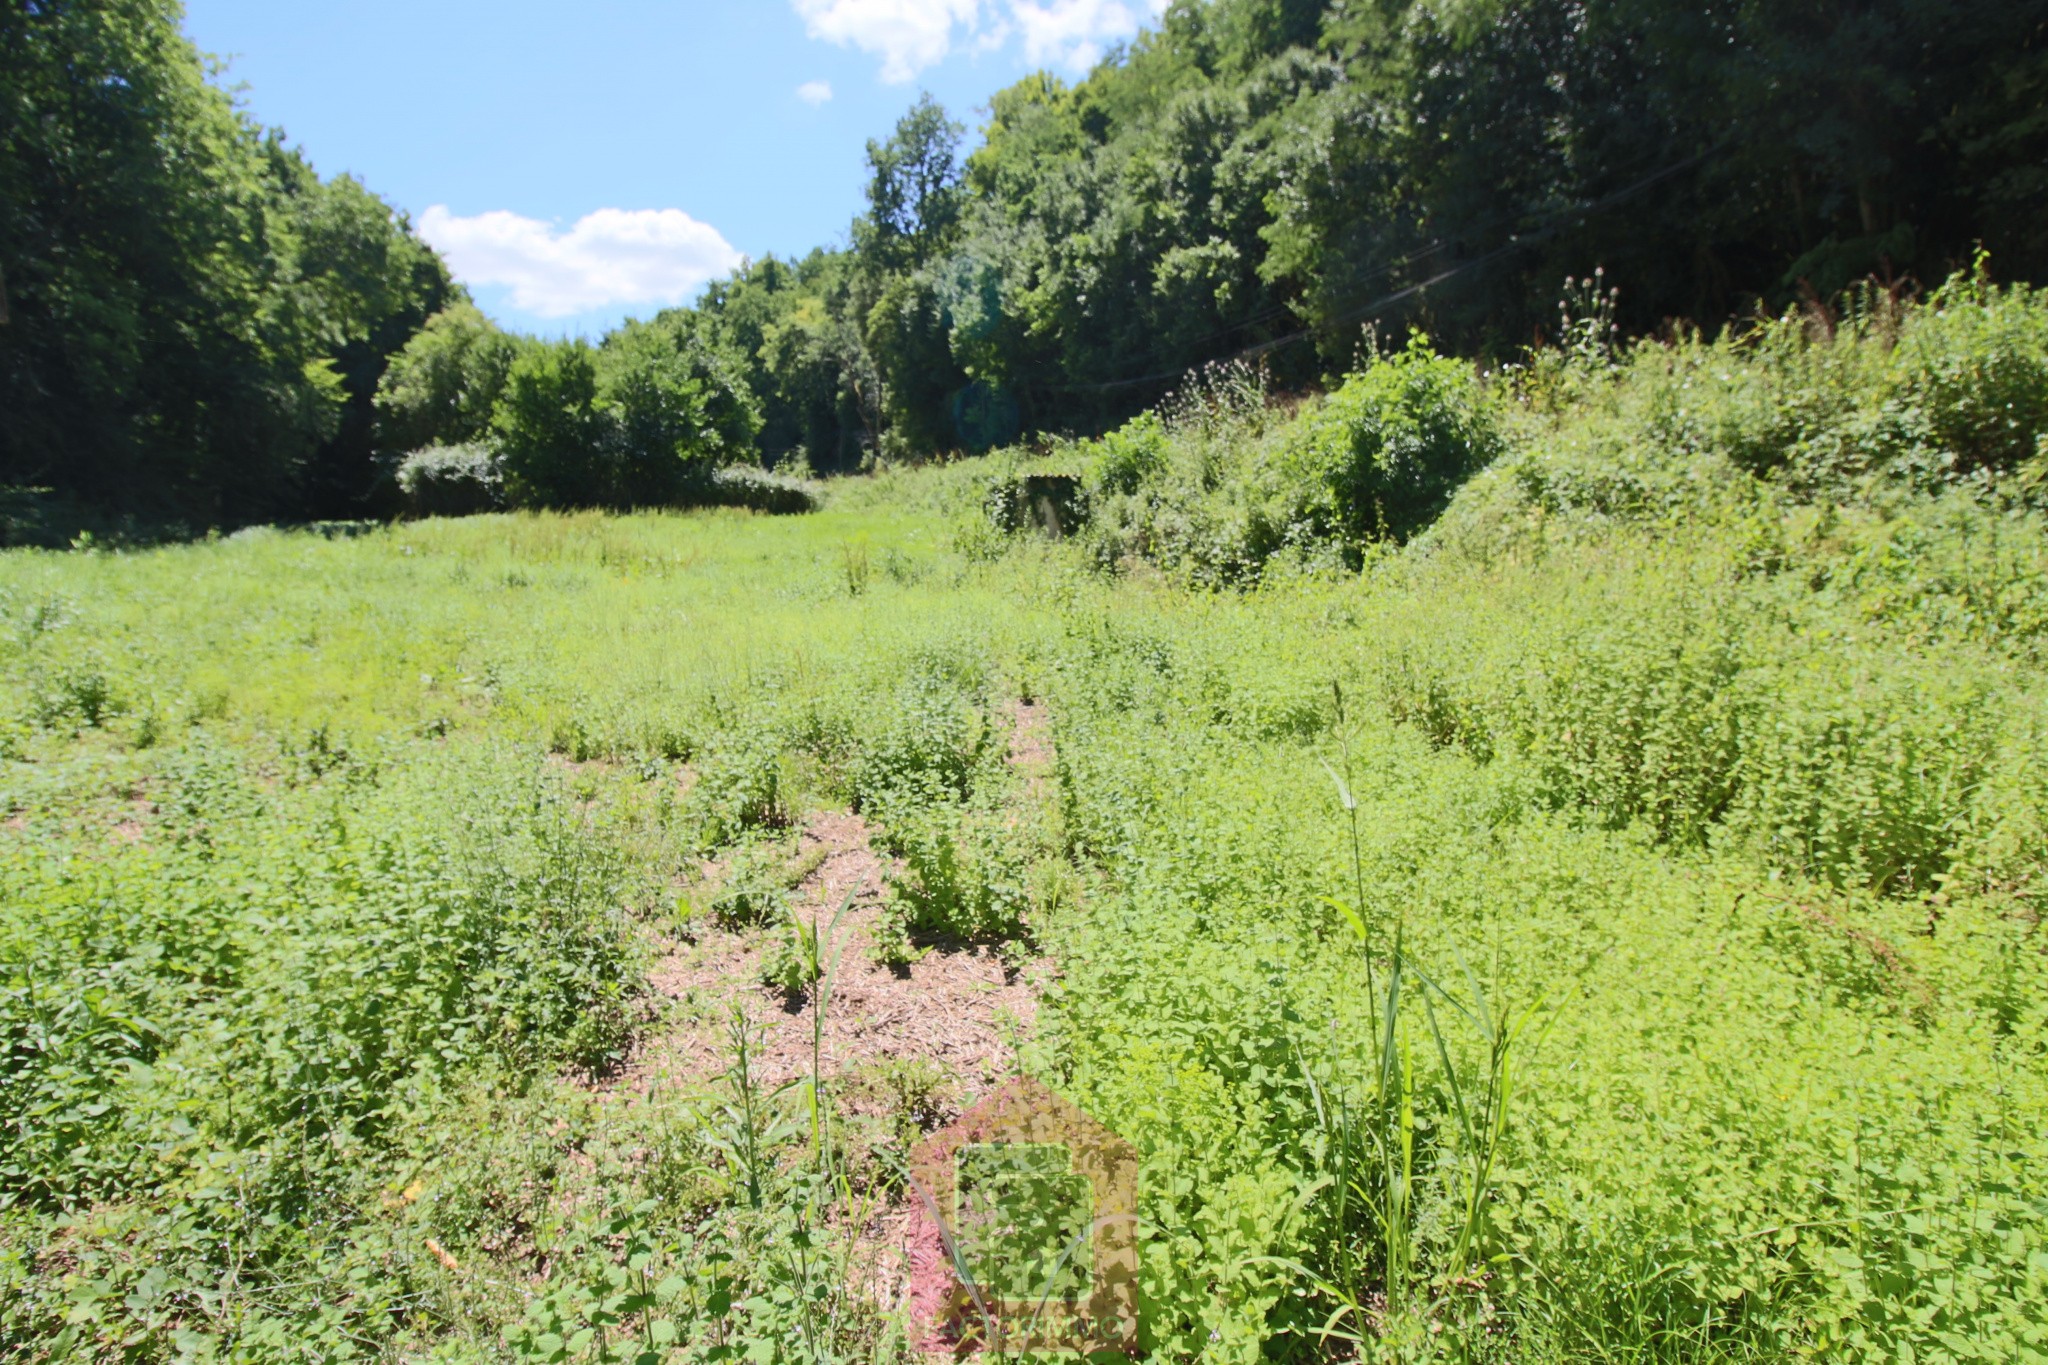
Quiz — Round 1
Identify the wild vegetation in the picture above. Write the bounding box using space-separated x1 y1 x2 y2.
4 265 2046 1360
6 0 2048 1358
681 0 2048 467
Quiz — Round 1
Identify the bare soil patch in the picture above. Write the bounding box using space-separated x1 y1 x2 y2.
600 701 1066 1342
618 809 1039 1119
1004 699 1055 806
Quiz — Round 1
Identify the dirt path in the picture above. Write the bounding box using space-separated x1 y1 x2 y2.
1005 698 1055 806
619 807 1043 1114
593 700 1063 1335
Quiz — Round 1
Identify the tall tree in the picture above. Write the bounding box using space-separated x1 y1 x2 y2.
0 0 453 528
374 301 521 456
857 94 966 275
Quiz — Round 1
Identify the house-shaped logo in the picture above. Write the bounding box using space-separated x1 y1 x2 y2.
905 1076 1138 1355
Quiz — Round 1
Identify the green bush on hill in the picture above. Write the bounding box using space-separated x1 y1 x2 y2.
1902 268 2048 475
1062 339 1502 582
1278 334 1506 544
1486 266 2048 517
1053 266 2048 591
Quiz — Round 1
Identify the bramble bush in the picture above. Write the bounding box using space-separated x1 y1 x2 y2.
1276 333 1506 545
1087 409 1171 496
1901 265 2048 474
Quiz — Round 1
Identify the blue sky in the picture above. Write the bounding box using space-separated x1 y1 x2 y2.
181 0 1168 338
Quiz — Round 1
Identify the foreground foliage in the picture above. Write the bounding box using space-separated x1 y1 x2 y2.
3 278 2047 1360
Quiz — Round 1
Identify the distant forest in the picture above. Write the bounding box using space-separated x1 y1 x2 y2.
4 0 2044 526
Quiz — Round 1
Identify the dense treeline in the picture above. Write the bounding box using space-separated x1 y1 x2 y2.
5 0 2045 524
0 0 456 528
0 0 787 533
682 0 2047 470
373 301 784 519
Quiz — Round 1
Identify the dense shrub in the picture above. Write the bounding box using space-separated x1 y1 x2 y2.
1899 270 2048 474
1278 335 1505 543
1518 267 2048 502
1087 411 1171 496
394 441 502 518
493 339 609 508
1068 339 1500 584
479 323 768 513
698 466 818 515
982 471 1086 537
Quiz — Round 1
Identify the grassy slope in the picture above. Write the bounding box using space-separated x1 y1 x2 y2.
2 416 2045 1359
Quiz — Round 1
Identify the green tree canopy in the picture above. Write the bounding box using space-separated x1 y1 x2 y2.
597 313 762 501
375 302 520 456
0 0 453 528
684 0 2048 465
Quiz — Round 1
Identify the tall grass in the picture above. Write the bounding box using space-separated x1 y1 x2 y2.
2 273 2044 1360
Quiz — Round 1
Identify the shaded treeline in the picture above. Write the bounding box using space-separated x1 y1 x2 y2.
4 0 2045 522
0 0 455 527
688 0 2047 469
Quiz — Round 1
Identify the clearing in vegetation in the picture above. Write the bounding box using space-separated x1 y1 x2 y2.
3 272 2047 1362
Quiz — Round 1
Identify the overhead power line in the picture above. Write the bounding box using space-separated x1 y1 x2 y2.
1039 139 1731 396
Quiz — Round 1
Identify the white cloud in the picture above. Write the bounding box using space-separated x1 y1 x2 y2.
796 79 835 104
1009 0 1154 70
418 206 744 319
790 0 981 84
787 0 1165 82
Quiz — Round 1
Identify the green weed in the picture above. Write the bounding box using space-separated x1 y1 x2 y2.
3 282 2045 1360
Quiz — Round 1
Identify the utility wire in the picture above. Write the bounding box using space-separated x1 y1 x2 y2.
1036 139 1731 396
1062 132 1699 374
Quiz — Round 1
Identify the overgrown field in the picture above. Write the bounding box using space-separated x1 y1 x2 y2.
4 278 2047 1362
